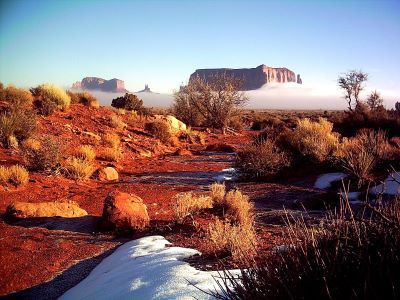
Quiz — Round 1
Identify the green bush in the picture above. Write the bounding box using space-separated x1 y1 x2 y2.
111 93 144 111
31 84 71 115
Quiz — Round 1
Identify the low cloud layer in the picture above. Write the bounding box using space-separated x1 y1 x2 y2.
84 84 398 110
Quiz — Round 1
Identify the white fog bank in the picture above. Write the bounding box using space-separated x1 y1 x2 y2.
82 84 398 110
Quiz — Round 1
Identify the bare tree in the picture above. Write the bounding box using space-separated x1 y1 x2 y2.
338 70 368 111
173 73 248 132
366 90 384 110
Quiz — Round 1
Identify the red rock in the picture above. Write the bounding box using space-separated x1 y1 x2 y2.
190 64 300 90
101 191 150 232
98 167 119 182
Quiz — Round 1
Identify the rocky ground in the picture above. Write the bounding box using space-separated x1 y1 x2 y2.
0 104 332 299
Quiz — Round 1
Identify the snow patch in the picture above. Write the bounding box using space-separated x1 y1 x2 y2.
60 236 238 300
314 173 347 189
212 168 237 182
370 173 400 196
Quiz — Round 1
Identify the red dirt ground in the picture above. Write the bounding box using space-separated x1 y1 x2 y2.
0 105 321 298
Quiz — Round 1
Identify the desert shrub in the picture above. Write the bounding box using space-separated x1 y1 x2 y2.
224 189 254 226
214 196 400 300
0 165 29 187
0 110 37 148
227 116 244 132
67 91 99 107
75 145 96 161
172 192 213 224
31 84 71 115
0 85 33 109
98 147 122 162
210 182 226 207
251 115 285 131
21 135 63 171
111 93 144 112
179 127 205 145
145 120 173 144
102 133 120 148
336 129 388 187
331 109 400 138
108 114 126 129
173 74 248 131
286 117 339 162
236 139 291 179
64 157 95 181
208 219 257 260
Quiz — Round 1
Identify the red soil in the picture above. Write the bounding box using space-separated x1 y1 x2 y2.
0 105 311 297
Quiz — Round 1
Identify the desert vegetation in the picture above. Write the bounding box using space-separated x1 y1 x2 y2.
173 73 248 132
0 73 398 299
213 194 400 300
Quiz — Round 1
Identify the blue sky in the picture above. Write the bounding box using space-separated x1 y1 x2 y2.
0 0 399 100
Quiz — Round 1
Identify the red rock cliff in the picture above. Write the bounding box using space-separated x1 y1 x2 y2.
189 65 301 90
72 77 128 93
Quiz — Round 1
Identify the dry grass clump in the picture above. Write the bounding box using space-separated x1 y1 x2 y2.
108 114 127 129
336 129 388 187
285 117 339 162
0 165 29 187
210 182 226 207
213 194 400 300
99 147 122 162
0 110 37 148
208 218 257 260
145 120 174 144
224 189 254 226
102 132 120 148
179 127 206 145
67 91 99 107
64 157 95 181
75 145 96 161
172 192 213 224
236 139 291 179
0 85 33 109
31 84 71 115
20 135 63 172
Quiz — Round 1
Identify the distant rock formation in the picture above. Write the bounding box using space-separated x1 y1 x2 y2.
297 74 302 84
72 77 128 93
189 65 301 90
137 84 152 93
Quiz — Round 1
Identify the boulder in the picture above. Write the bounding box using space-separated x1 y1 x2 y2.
5 201 88 219
98 167 119 182
154 115 186 133
101 191 150 232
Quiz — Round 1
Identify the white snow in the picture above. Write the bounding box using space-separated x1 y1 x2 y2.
340 191 362 203
212 168 237 182
60 236 239 300
314 173 347 189
370 172 400 196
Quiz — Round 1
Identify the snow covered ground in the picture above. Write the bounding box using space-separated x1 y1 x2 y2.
212 168 237 182
60 236 238 300
314 172 347 189
370 172 400 196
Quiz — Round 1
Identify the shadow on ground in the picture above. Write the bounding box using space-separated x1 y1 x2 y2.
4 216 100 234
1 247 118 300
